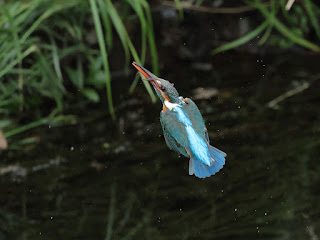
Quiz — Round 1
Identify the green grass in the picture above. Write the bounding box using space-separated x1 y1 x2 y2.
2 0 319 145
0 0 158 142
212 0 320 54
89 0 114 119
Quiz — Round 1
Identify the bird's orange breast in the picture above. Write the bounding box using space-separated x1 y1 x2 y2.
162 104 168 112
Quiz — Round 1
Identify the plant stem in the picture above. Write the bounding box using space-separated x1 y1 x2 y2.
89 0 116 120
254 0 320 52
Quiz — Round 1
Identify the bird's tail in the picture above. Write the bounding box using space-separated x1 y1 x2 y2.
189 145 226 178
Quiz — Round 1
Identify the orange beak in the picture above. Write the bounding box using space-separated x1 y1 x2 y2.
132 62 151 79
132 62 161 91
132 62 171 102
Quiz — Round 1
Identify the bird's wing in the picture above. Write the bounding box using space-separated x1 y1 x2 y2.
161 106 213 166
181 98 207 140
160 110 189 157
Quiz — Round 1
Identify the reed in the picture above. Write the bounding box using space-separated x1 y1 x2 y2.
0 0 158 140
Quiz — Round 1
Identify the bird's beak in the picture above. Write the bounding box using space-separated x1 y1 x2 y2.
132 62 162 92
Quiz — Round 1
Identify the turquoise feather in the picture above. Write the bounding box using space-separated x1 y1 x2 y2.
160 102 226 178
132 62 226 178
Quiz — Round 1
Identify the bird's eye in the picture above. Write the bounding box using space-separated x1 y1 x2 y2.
160 86 166 91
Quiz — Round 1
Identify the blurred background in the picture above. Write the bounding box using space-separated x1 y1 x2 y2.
1 0 320 239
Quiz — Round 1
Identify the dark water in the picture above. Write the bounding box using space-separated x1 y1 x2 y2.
1 54 320 239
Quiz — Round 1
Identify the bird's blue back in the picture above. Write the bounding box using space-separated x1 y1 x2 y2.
160 98 226 178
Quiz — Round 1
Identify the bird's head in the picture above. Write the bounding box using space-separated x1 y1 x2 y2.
132 62 181 104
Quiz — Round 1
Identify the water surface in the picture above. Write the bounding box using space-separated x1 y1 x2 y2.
1 54 320 240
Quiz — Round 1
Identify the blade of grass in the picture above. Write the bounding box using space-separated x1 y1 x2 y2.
174 0 184 19
105 184 116 240
89 0 115 119
252 0 320 52
259 0 276 45
127 42 157 102
106 0 156 102
37 52 65 94
127 0 147 64
59 44 93 59
304 0 320 39
128 0 158 99
97 0 113 51
76 58 84 89
21 2 77 43
49 36 64 82
0 45 37 79
3 5 24 109
105 0 130 71
141 0 159 75
6 1 40 28
212 21 269 55
36 52 64 113
195 0 205 6
258 24 273 45
4 118 49 138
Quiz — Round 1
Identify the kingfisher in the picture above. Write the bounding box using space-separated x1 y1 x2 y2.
132 62 226 178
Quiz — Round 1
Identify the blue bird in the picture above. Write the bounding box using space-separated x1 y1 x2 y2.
133 62 226 178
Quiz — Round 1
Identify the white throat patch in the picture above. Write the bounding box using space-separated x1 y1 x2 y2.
164 100 180 111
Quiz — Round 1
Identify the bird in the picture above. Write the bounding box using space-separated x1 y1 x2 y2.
132 62 226 178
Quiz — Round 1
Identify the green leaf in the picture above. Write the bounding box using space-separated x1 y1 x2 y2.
252 0 320 52
82 88 100 103
212 21 269 55
0 120 12 129
304 0 320 39
89 0 115 119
